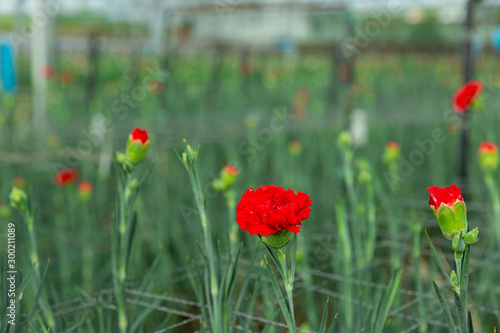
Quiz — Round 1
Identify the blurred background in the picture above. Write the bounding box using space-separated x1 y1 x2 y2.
2 0 500 332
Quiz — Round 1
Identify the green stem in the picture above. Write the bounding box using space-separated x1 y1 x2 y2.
484 174 500 245
25 212 56 329
82 202 93 291
412 227 427 333
189 167 222 332
454 251 463 290
277 245 297 333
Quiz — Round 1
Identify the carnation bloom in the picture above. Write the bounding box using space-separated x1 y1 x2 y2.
452 80 483 113
236 185 312 237
54 169 79 187
427 184 467 240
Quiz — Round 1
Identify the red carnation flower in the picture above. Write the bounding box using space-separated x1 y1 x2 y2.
54 168 79 187
452 80 483 113
130 127 149 145
236 185 312 237
478 142 498 154
427 184 463 211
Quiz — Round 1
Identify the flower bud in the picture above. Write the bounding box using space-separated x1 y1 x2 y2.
213 165 239 192
288 140 303 156
450 270 459 289
336 130 351 150
10 187 28 213
428 185 468 240
54 168 79 187
0 201 11 219
261 230 291 249
383 141 400 166
78 181 94 201
478 142 499 173
464 227 479 245
125 127 149 165
452 80 484 113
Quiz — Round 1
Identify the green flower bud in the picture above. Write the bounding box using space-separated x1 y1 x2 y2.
10 187 28 213
125 133 149 165
383 141 400 166
450 270 459 289
478 142 499 173
336 130 351 150
464 227 479 245
213 165 239 193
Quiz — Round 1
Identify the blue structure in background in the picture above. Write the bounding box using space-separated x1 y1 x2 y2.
275 37 296 54
0 40 17 93
493 26 500 52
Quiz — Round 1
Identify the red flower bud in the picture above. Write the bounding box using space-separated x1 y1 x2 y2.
386 141 400 151
428 184 463 211
130 127 149 145
452 80 483 113
478 141 498 154
54 168 79 187
478 141 499 172
78 181 94 194
122 127 150 166
236 185 312 238
427 184 467 240
223 165 239 176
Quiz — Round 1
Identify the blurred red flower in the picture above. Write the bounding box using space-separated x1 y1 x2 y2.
223 164 239 176
427 184 463 211
78 181 94 193
58 69 75 85
452 80 483 113
236 185 312 237
386 141 400 150
478 142 498 154
130 127 149 145
54 169 79 187
41 65 56 79
148 80 163 94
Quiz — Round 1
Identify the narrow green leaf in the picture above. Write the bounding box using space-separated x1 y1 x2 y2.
125 211 138 271
373 268 403 333
327 313 338 333
263 244 285 280
454 290 467 333
425 231 455 289
467 309 474 333
432 279 457 333
319 297 330 333
264 256 295 332
290 234 298 283
460 246 471 331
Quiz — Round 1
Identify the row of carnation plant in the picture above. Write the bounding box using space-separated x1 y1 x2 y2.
2 78 498 332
